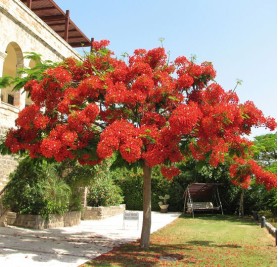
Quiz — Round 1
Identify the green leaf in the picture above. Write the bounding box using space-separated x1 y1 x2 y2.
0 76 13 89
168 95 179 101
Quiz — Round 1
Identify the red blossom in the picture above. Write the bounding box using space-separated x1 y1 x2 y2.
119 138 142 163
92 39 110 51
33 114 50 130
169 102 202 135
141 113 166 128
177 73 194 89
161 166 181 180
45 66 72 87
40 138 62 158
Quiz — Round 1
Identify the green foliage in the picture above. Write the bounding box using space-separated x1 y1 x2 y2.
86 160 124 207
114 166 174 211
257 210 276 223
244 184 277 216
87 176 123 207
252 133 277 172
56 160 96 211
3 158 46 215
115 171 144 210
114 149 276 214
3 157 71 218
150 167 172 210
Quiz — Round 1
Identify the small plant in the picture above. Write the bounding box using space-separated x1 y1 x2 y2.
158 194 170 206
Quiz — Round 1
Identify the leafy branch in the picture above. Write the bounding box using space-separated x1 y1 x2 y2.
0 52 57 92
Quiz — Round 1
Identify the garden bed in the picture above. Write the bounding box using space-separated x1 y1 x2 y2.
11 211 81 229
81 204 125 220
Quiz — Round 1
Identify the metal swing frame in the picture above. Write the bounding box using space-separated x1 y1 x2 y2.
184 183 224 218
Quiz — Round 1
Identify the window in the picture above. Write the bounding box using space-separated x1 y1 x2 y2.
7 94 14 105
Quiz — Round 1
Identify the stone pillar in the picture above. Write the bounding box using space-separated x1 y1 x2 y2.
18 88 26 110
0 51 8 104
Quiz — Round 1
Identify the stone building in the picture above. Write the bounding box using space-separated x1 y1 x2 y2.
0 0 92 191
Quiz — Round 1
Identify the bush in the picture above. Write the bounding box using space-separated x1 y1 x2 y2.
58 161 95 211
116 173 144 210
114 167 179 211
86 160 124 207
3 158 71 218
87 176 123 207
257 210 276 222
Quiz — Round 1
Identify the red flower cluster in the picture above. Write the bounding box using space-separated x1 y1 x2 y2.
229 157 277 189
169 101 202 135
161 165 181 181
16 104 49 130
92 40 110 51
248 160 277 190
97 120 142 163
229 158 252 189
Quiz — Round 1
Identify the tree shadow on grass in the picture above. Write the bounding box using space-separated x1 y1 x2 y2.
85 241 198 267
187 240 241 248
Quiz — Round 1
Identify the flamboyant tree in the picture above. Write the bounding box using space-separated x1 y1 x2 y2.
2 40 276 248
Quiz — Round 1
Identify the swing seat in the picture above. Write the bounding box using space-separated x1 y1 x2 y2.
187 202 213 210
187 202 219 212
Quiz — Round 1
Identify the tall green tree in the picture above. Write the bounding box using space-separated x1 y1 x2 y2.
252 133 277 173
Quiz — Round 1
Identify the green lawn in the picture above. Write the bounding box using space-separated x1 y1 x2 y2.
81 214 277 267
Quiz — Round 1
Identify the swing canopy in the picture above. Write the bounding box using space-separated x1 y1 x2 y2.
184 183 223 217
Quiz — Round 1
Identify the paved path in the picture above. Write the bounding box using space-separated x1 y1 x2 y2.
0 211 181 267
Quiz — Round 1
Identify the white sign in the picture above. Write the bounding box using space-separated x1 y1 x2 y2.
123 211 139 220
123 211 139 229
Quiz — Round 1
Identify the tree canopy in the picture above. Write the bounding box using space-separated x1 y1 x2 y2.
252 133 277 173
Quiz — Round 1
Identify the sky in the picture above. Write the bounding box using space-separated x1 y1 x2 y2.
55 0 277 138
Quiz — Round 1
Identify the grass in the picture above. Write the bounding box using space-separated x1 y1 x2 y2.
80 214 277 267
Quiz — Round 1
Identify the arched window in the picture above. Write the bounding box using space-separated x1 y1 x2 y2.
1 42 23 108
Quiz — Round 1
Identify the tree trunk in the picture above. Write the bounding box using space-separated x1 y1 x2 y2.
140 163 152 249
239 189 244 217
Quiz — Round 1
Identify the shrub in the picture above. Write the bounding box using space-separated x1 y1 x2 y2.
115 167 173 211
3 158 71 218
58 161 95 211
87 176 123 207
116 173 144 210
257 210 276 221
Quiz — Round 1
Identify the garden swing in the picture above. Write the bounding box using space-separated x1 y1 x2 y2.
183 183 223 218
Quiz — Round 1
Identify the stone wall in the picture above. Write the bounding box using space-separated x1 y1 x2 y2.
0 126 18 192
82 204 126 220
12 211 81 229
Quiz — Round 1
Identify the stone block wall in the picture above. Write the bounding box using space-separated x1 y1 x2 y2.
82 204 126 220
12 211 81 229
0 125 18 192
64 211 82 227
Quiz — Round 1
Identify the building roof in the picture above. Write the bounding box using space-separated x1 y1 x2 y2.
20 0 92 48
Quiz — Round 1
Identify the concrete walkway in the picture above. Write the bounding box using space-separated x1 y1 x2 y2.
0 211 181 267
